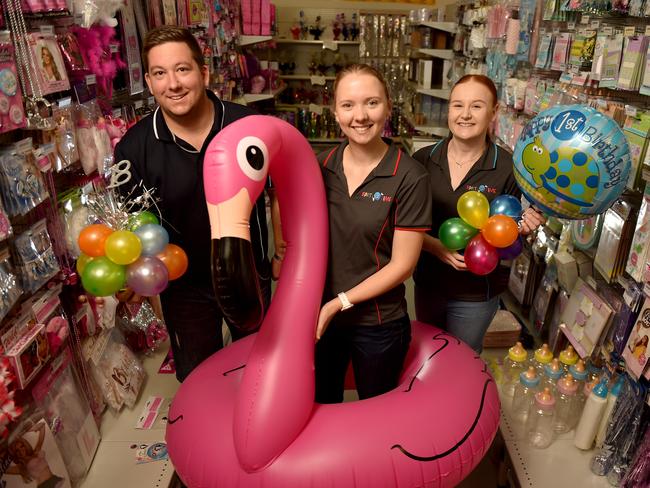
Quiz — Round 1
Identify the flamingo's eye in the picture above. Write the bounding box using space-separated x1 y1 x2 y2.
236 136 269 181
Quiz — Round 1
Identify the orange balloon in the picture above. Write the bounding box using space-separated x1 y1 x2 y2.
482 215 519 248
78 224 114 257
157 244 188 280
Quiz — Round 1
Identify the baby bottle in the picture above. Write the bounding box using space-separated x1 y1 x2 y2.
558 345 579 374
553 373 578 434
530 343 553 378
525 387 556 449
574 379 608 450
542 358 563 395
503 341 528 397
512 366 541 425
568 359 587 390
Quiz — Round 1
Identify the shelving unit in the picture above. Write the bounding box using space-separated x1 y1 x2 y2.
238 35 273 46
416 87 451 100
80 345 179 488
418 48 454 60
275 38 360 47
237 85 287 105
279 74 336 81
417 21 457 34
413 125 449 137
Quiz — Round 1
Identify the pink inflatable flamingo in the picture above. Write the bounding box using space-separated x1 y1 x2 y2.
166 116 501 487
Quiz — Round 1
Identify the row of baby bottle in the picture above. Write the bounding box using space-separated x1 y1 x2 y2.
503 342 622 450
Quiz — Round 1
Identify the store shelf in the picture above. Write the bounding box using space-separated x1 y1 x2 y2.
414 125 449 137
499 395 611 488
279 74 336 81
238 35 273 46
275 38 360 46
418 48 454 60
418 21 457 34
416 87 451 100
240 85 287 104
81 344 179 488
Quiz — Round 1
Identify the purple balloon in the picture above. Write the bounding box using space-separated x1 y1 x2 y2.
126 256 169 296
498 236 523 260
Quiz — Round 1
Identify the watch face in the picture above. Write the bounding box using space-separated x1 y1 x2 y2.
0 68 17 97
572 214 603 250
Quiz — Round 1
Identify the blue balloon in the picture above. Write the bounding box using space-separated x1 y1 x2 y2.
498 236 523 260
490 195 522 220
512 105 631 219
134 224 169 256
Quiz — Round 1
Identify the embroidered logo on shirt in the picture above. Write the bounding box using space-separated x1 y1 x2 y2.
465 184 496 194
360 191 393 203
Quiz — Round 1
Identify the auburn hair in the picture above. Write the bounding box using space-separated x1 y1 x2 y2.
451 74 498 107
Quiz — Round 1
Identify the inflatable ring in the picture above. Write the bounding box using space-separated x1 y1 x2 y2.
166 116 500 487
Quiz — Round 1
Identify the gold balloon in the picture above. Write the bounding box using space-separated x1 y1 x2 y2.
457 191 490 229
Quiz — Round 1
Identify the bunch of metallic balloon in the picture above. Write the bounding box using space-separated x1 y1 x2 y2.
76 211 188 297
439 191 523 275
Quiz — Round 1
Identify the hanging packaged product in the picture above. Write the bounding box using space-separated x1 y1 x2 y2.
0 140 49 217
2 417 71 488
0 32 26 134
0 198 12 242
12 219 60 294
0 249 21 322
32 347 101 483
24 32 70 96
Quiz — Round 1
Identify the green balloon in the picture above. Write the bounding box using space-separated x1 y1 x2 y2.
439 218 478 251
81 257 126 297
129 211 159 231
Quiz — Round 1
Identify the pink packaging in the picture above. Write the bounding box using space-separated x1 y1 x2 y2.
252 0 261 35
241 0 253 35
261 0 271 35
6 323 50 389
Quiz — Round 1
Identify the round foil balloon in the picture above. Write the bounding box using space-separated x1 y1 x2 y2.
513 105 630 219
126 256 169 296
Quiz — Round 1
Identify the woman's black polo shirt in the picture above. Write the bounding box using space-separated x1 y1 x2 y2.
412 138 521 301
114 91 269 289
318 140 432 326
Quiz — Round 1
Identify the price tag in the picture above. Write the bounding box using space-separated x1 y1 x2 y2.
590 20 600 29
553 27 561 35
112 108 122 118
571 65 580 73
624 26 636 36
147 96 155 106
625 105 638 117
322 40 338 51
110 44 119 53
39 25 54 35
603 26 613 35
309 103 323 115
568 22 576 30
310 75 326 86
134 100 144 109
585 30 596 37
58 97 72 108
581 15 590 24
596 98 608 108
645 25 650 36
85 74 96 85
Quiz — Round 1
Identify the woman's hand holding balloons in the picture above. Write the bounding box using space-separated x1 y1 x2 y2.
519 207 546 235
427 236 467 271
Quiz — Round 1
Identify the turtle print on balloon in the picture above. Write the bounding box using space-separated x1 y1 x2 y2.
520 136 600 215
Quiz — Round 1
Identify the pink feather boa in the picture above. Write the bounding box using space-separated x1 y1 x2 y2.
70 25 127 100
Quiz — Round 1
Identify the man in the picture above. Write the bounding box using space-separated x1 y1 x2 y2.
115 26 280 381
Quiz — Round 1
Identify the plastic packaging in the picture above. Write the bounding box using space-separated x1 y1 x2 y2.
504 341 528 396
574 379 608 450
525 387 556 449
595 376 624 448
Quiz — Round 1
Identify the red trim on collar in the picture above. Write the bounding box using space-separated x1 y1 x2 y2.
322 148 337 167
392 149 402 176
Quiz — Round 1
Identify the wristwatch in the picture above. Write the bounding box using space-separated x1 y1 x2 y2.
337 292 354 311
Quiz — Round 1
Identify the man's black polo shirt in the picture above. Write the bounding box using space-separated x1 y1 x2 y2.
318 140 432 326
412 138 521 301
114 91 269 289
